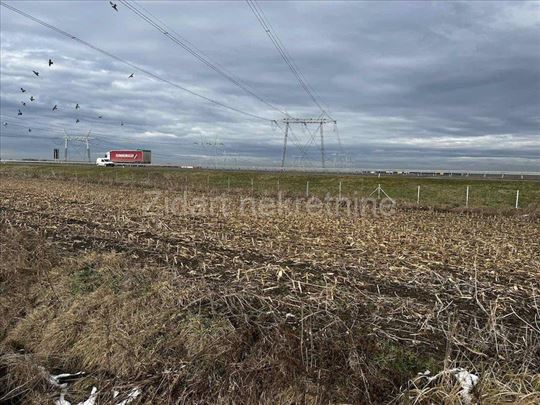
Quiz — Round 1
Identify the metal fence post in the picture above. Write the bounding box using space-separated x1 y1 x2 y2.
338 181 342 199
466 185 470 208
417 185 420 205
306 181 309 198
515 190 520 209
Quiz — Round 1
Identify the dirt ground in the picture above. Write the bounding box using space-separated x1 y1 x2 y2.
1 177 539 404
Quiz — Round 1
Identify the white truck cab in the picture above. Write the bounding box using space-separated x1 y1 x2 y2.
96 157 114 167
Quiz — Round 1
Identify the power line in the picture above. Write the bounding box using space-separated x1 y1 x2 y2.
120 0 290 117
0 1 273 122
251 0 333 117
246 0 331 118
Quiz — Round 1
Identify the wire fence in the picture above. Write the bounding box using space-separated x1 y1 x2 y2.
2 165 539 210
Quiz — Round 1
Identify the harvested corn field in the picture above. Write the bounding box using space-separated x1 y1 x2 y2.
1 175 539 404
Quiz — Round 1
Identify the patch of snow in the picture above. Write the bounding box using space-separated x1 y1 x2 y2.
76 386 98 405
54 393 71 405
452 368 479 404
418 368 479 405
116 387 141 405
47 368 140 405
53 385 98 405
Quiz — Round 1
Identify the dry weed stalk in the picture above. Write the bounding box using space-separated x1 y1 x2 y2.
0 177 538 404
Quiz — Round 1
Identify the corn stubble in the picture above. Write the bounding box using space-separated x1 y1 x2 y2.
1 177 539 404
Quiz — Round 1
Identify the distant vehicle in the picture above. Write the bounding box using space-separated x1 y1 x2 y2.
96 149 152 166
96 157 114 167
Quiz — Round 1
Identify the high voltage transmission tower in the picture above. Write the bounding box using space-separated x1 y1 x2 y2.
247 0 342 169
280 117 336 169
64 130 93 162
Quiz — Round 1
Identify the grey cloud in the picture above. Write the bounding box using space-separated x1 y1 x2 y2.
1 0 539 170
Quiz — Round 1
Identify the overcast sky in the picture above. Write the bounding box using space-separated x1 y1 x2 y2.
1 0 539 170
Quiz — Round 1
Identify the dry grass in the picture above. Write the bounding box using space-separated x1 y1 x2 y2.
1 176 539 404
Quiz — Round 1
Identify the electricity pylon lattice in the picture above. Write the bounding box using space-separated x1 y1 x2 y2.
64 130 93 162
279 117 337 169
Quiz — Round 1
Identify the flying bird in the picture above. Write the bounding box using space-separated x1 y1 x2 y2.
76 119 80 123
98 115 103 119
28 128 32 133
110 1 118 11
75 103 80 109
30 96 35 101
128 73 134 78
121 121 124 126
18 109 22 116
33 70 39 76
48 58 53 67
21 102 26 106
52 105 58 111
20 88 26 93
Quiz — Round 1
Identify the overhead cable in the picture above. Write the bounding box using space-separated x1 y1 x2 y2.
120 0 290 117
1 1 273 122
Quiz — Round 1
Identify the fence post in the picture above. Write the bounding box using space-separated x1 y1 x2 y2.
338 181 342 199
417 185 420 205
465 185 470 208
306 181 309 198
377 184 381 200
251 178 254 195
515 190 520 209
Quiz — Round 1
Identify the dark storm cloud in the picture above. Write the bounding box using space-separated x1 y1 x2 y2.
1 0 539 170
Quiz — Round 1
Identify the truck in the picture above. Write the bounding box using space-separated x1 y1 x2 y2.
96 149 152 166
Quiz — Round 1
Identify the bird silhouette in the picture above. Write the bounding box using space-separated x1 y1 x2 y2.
20 88 26 93
128 73 134 78
110 1 118 11
28 128 32 133
18 110 22 115
76 119 80 123
52 105 58 111
3 122 7 127
75 103 80 109
33 70 39 76
21 102 26 106
48 58 53 67
98 115 103 119
30 96 35 101
121 121 124 126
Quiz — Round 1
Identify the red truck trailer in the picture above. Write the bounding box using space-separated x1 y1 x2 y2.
106 149 151 165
